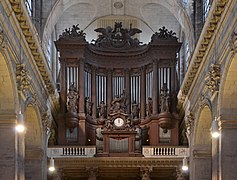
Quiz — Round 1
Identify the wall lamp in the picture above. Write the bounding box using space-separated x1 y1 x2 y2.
182 157 188 171
48 157 55 172
211 117 220 138
15 113 25 133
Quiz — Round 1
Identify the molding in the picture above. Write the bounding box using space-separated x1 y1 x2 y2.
8 0 56 96
54 157 182 168
179 0 230 101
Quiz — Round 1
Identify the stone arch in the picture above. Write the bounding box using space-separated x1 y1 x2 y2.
0 50 18 180
219 53 237 117
24 105 45 180
42 0 194 53
194 106 212 145
0 51 17 113
191 105 212 180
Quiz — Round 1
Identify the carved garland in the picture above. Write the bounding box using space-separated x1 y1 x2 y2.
205 63 220 94
16 64 31 92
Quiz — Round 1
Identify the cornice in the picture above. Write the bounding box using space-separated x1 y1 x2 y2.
54 157 182 168
8 0 56 96
179 0 229 102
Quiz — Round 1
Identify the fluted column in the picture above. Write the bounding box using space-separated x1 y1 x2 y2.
91 67 97 119
140 66 146 119
125 69 131 114
106 69 112 116
152 60 158 114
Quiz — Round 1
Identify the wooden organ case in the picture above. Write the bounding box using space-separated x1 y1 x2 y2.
55 23 182 156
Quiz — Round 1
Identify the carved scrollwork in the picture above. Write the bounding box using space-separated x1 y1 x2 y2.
205 63 220 94
229 29 237 54
185 111 194 145
42 111 53 136
0 30 6 49
140 167 152 180
16 64 31 92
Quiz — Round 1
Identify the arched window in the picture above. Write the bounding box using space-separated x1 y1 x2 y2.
203 0 212 21
25 0 32 16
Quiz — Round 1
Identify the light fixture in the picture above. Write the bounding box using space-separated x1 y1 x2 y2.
211 117 220 138
15 113 25 133
182 157 188 171
48 157 55 172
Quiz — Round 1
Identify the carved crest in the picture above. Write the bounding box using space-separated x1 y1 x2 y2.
59 24 86 40
91 22 142 49
151 26 178 42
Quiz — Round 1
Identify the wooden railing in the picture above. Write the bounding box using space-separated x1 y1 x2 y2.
142 146 189 158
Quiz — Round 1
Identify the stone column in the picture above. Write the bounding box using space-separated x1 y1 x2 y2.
219 117 237 180
0 114 22 180
25 148 44 180
140 66 146 119
106 69 112 116
190 148 211 180
152 60 158 114
91 67 97 119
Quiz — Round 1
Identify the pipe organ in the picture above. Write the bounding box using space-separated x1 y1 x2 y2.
55 23 182 155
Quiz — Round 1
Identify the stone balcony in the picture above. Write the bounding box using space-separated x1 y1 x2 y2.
142 146 189 158
47 146 189 158
47 146 96 158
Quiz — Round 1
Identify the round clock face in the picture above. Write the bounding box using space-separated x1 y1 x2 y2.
114 118 124 127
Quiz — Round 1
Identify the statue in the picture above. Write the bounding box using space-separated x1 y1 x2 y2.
146 97 153 116
110 90 128 113
160 83 169 112
98 101 106 119
135 125 142 152
131 101 139 119
67 83 78 113
95 127 103 152
85 97 92 115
